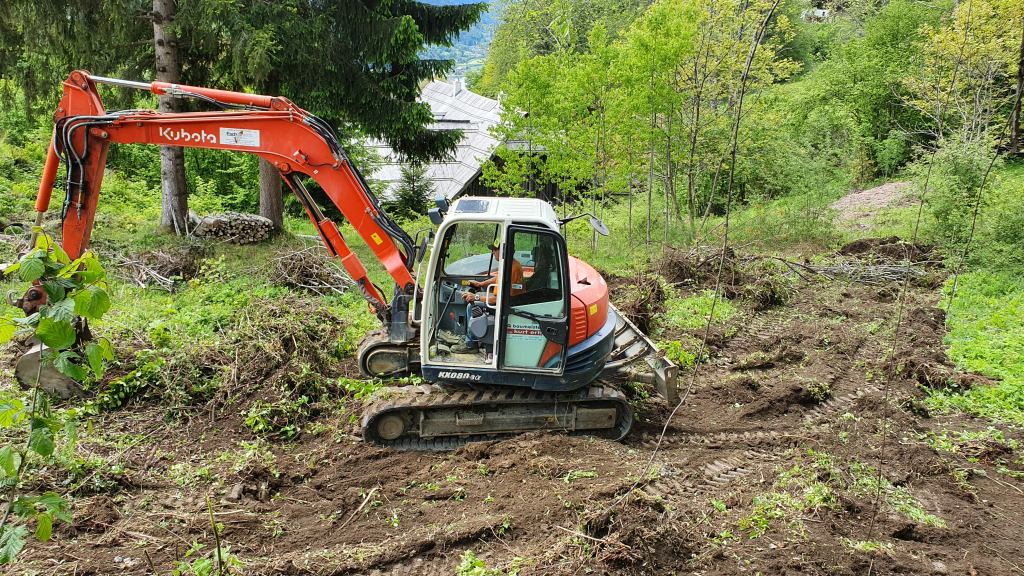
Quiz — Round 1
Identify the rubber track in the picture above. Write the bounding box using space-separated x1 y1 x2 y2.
363 383 634 450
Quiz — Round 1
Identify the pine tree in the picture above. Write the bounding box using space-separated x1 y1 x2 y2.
384 163 435 221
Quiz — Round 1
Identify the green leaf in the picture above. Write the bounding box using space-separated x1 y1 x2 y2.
11 312 39 327
48 277 77 289
29 419 55 457
99 337 115 361
86 343 105 377
50 243 70 265
53 351 88 381
34 513 52 542
35 233 53 251
88 288 110 318
192 557 214 576
0 401 25 427
35 318 76 351
0 446 17 477
46 299 75 324
72 256 105 284
19 258 45 282
74 288 110 320
3 261 20 275
72 290 91 316
0 524 28 564
36 492 69 516
40 281 65 303
0 322 16 344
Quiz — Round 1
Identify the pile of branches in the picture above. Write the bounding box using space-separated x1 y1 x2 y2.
802 257 936 285
266 246 354 296
190 211 275 244
657 244 743 287
106 245 208 291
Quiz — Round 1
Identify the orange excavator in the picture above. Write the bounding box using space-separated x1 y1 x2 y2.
16 71 678 449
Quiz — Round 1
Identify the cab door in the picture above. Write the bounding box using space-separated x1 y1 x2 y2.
497 226 570 374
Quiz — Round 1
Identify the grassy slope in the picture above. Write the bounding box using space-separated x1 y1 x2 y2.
926 162 1024 423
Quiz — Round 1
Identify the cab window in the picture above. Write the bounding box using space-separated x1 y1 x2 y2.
442 222 500 276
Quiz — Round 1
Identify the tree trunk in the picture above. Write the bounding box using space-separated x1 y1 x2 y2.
1010 21 1024 154
647 69 655 247
153 0 188 234
259 158 284 229
664 106 672 244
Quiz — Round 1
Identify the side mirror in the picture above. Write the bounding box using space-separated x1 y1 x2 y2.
559 212 610 236
428 208 444 225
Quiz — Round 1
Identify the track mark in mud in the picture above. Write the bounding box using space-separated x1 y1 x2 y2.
803 385 883 424
702 453 754 488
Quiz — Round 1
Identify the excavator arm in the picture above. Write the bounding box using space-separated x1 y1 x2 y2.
33 70 420 317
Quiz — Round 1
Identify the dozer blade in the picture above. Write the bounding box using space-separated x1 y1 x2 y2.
15 341 85 400
603 303 680 405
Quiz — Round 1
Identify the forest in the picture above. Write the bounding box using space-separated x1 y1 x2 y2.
0 0 1023 574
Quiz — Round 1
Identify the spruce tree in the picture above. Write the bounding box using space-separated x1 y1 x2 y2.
384 163 435 221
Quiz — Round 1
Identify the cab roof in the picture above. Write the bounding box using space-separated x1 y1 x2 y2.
450 196 560 231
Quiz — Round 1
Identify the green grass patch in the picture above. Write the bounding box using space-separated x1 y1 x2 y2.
847 460 945 527
663 289 737 331
925 271 1024 423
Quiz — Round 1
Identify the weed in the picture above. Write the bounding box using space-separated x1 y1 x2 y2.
562 470 598 483
661 334 710 367
807 380 832 402
928 271 1024 423
841 539 894 554
848 460 945 526
457 550 503 576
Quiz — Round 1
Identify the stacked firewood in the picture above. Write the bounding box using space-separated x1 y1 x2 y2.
189 210 274 244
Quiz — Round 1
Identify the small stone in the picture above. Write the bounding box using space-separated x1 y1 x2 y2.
227 483 244 502
932 561 947 574
115 556 123 562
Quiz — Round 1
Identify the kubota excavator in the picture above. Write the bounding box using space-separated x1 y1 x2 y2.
14 71 678 449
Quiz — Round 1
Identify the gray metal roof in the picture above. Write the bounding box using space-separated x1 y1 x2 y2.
367 79 502 200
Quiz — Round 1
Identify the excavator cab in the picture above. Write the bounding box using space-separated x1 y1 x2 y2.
421 207 571 380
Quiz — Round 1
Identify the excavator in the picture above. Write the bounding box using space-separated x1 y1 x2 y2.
13 70 678 449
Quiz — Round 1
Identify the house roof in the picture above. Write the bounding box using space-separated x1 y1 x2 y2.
367 79 502 200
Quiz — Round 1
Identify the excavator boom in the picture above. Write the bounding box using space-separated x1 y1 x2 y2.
34 70 419 315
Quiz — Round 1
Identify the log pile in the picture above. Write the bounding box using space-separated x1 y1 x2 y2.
189 210 274 244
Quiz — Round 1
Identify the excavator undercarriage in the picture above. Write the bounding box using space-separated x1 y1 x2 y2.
356 304 677 449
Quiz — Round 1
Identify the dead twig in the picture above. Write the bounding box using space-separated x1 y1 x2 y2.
338 486 379 530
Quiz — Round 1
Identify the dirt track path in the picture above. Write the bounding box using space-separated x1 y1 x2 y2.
831 182 910 229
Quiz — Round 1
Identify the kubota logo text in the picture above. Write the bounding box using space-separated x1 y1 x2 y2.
158 127 216 143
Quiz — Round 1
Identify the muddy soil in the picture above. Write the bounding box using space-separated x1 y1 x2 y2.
14 249 1024 576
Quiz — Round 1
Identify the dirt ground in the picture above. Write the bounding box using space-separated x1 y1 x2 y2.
830 182 911 228
13 239 1024 576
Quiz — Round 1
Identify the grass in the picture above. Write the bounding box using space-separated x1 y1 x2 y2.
663 290 738 331
925 271 1024 424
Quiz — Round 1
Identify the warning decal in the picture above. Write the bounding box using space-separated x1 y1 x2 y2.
220 128 260 147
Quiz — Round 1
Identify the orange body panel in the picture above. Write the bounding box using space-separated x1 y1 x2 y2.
566 257 609 347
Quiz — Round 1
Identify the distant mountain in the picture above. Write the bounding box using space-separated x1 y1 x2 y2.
418 0 493 75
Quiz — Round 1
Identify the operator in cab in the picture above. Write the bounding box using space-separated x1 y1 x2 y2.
451 241 525 353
